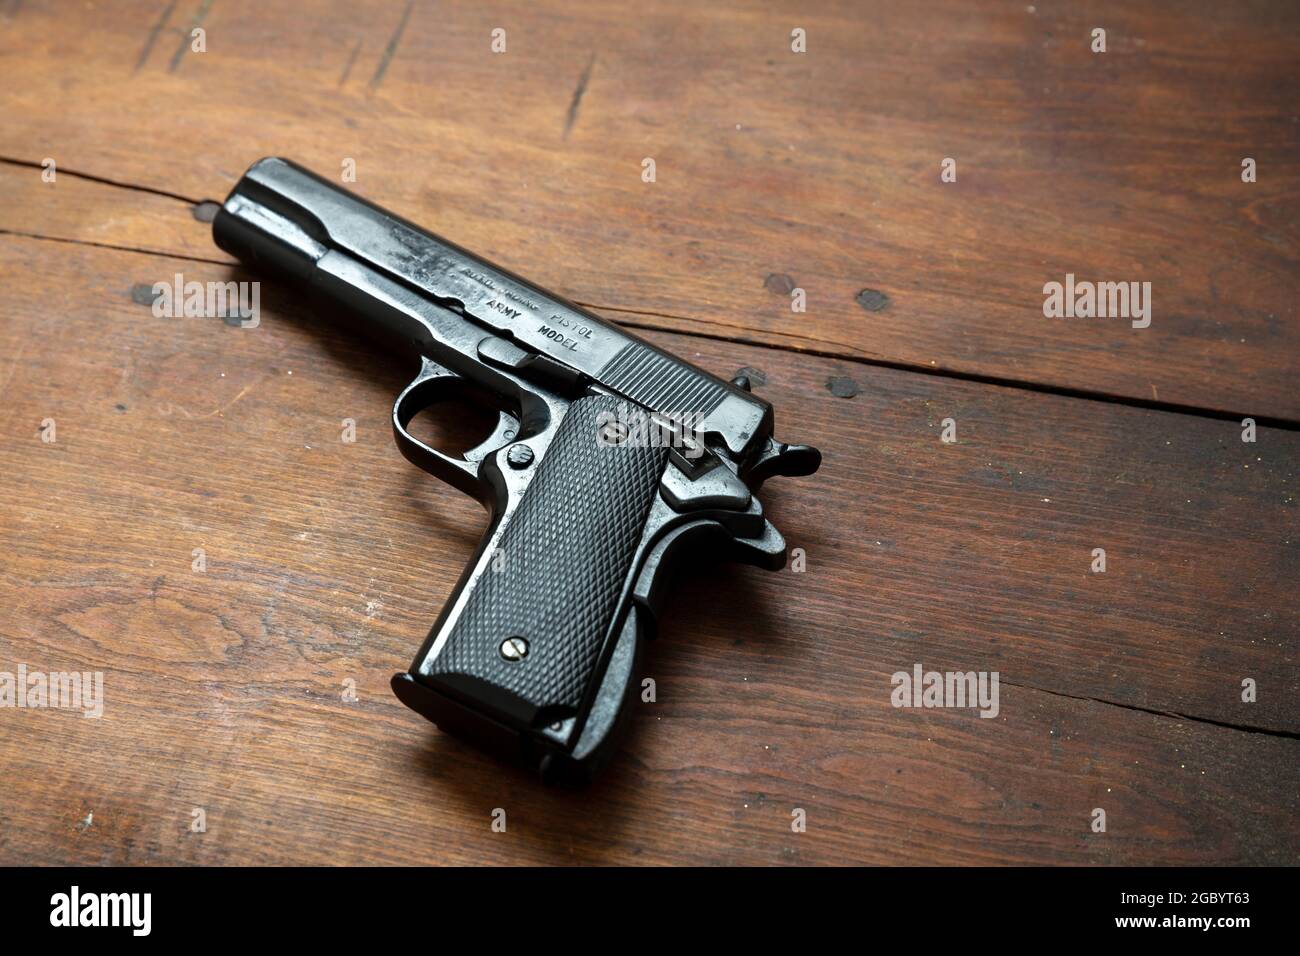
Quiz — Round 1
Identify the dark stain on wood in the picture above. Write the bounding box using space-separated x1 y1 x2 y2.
826 375 860 398
764 273 795 295
130 282 158 306
856 289 890 313
191 200 219 223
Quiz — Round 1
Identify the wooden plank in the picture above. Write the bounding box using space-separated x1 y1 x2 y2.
0 0 1296 417
0 236 1295 864
0 162 220 263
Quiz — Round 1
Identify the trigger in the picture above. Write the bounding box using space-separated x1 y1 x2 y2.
463 409 522 464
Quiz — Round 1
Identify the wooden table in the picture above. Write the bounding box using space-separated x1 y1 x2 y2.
0 0 1295 865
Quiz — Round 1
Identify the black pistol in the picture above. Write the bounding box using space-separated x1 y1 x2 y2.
213 158 820 782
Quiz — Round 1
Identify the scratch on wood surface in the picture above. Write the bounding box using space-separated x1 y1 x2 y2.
0 338 27 399
157 382 253 420
168 0 214 73
563 53 597 140
134 0 178 73
370 0 414 89
338 38 362 87
260 573 289 638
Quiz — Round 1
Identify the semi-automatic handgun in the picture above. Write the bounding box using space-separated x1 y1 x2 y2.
213 158 820 782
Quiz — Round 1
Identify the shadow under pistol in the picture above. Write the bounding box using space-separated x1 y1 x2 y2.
212 158 821 783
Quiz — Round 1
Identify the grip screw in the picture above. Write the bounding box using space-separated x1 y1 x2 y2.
499 636 529 661
598 421 629 446
506 443 534 469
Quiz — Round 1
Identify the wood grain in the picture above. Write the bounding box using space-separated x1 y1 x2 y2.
0 236 1294 864
0 0 1296 417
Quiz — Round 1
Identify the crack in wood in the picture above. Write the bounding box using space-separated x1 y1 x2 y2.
999 679 1300 741
0 227 227 266
0 155 203 204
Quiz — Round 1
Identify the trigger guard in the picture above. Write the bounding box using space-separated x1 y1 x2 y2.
392 358 512 503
